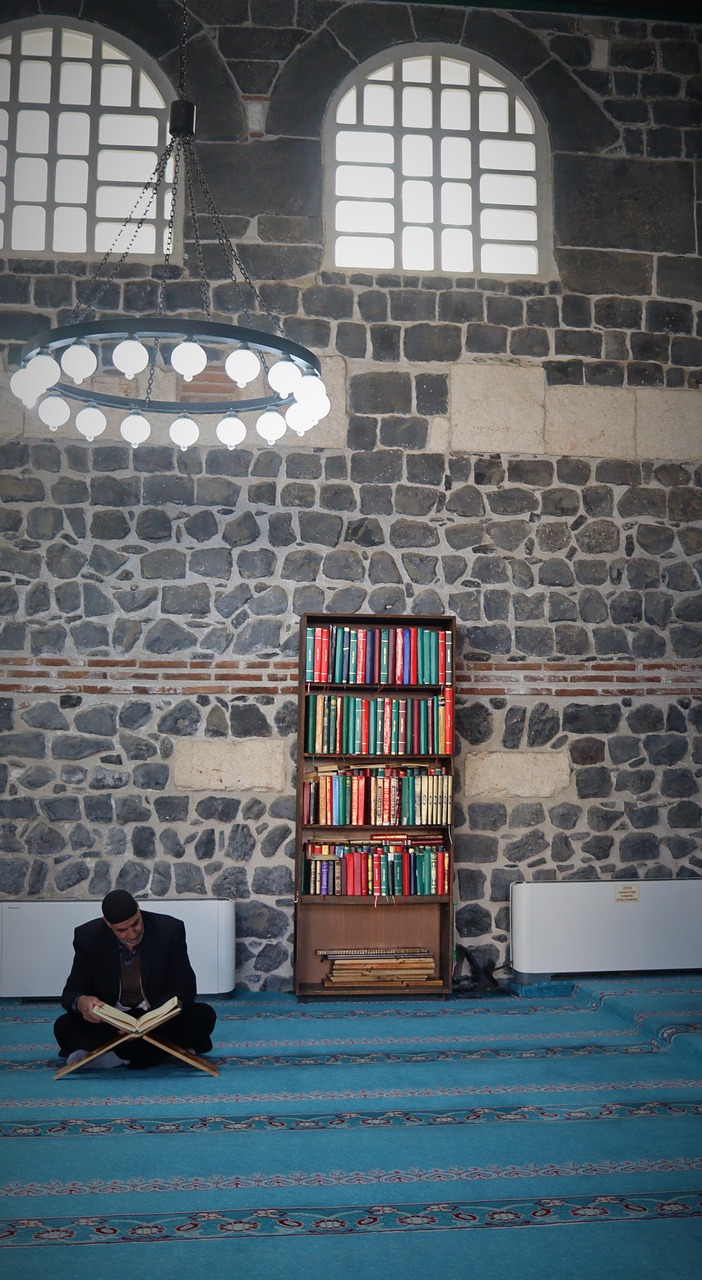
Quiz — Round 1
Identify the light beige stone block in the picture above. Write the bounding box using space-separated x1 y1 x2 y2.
635 389 702 461
465 750 571 798
545 386 636 457
450 363 545 453
173 738 287 792
309 355 346 449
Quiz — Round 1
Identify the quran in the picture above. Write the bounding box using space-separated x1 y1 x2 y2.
94 995 181 1035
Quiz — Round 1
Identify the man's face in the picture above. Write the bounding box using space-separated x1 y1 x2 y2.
105 909 144 950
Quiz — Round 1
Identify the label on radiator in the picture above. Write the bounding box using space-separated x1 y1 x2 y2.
615 884 640 903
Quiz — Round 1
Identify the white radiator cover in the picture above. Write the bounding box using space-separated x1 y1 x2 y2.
0 899 236 997
510 880 702 981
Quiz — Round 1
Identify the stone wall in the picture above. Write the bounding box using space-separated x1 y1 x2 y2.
0 1 700 988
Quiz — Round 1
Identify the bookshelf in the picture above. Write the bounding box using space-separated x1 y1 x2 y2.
294 613 456 997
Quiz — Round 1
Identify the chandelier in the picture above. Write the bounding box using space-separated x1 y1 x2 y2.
9 1 329 450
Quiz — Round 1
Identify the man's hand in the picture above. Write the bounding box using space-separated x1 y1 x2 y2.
76 995 104 1023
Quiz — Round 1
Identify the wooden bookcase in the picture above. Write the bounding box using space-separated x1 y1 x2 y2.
294 613 456 997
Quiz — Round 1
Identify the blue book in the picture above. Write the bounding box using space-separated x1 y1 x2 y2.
403 628 411 684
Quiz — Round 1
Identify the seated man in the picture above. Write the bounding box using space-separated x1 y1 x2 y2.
54 890 217 1069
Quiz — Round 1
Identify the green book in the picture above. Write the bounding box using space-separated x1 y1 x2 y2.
379 628 389 683
306 694 317 752
348 629 358 684
354 696 362 755
390 698 399 754
379 850 389 895
419 699 428 753
305 627 315 681
423 629 432 685
430 630 438 685
375 698 384 754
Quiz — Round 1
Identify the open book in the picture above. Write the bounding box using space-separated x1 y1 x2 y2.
94 995 181 1036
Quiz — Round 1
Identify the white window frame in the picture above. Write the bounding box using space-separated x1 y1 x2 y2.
323 44 554 280
0 16 177 261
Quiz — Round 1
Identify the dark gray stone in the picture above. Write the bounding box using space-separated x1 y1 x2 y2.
52 735 114 760
504 830 549 862
643 734 688 765
527 703 560 746
620 832 661 861
133 764 169 790
468 803 507 830
157 702 201 736
555 155 695 253
503 706 526 749
143 620 195 653
455 903 493 937
509 803 545 828
22 703 68 731
563 704 621 734
455 703 493 745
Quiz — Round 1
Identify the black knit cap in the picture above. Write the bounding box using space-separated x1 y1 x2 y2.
102 890 139 924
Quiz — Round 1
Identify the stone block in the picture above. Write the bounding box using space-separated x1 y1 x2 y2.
554 156 695 254
635 390 702 461
173 739 286 793
545 386 636 458
465 750 570 798
450 364 545 453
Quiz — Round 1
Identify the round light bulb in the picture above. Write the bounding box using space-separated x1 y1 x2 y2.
224 346 261 388
75 405 107 441
37 394 70 428
10 367 39 408
170 340 207 382
112 338 149 380
169 414 199 451
120 412 151 447
293 373 327 405
60 341 97 385
25 352 61 393
255 409 286 446
216 413 247 450
267 359 303 397
285 401 317 436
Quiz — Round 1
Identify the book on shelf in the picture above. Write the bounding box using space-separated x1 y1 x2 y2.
94 995 180 1036
304 622 453 691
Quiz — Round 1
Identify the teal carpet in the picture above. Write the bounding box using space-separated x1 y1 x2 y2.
1 976 701 1278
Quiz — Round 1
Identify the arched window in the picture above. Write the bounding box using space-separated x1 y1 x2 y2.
0 17 175 258
324 46 552 278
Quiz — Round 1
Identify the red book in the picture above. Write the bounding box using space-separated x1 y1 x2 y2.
402 849 410 896
320 627 330 682
360 849 368 896
409 627 418 684
360 698 370 754
358 774 367 825
372 849 381 894
438 630 446 685
383 700 392 755
387 628 396 685
357 628 367 684
395 629 404 683
444 686 454 754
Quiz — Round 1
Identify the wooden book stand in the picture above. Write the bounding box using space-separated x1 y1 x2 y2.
54 1005 219 1079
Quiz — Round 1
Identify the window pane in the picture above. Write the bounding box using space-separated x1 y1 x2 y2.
16 110 50 153
480 173 537 206
367 64 392 81
0 111 6 142
480 139 536 171
0 60 10 101
442 227 473 271
336 198 394 233
480 208 538 240
441 136 471 179
441 181 471 226
0 38 11 55
0 182 5 214
336 87 356 125
0 215 3 248
363 84 393 126
102 42 129 62
336 164 393 198
441 59 469 86
139 71 164 109
57 111 90 155
335 235 394 268
336 130 393 163
98 148 158 183
53 205 87 252
402 56 431 84
515 99 535 134
481 243 538 274
19 60 52 104
55 157 88 203
61 30 92 59
96 221 155 253
402 179 433 223
21 29 53 56
0 146 6 177
14 156 48 201
479 91 509 133
59 62 92 105
402 134 432 177
402 224 433 270
441 88 470 130
479 71 505 88
12 203 45 249
96 184 157 218
101 64 132 107
402 86 432 129
98 113 159 146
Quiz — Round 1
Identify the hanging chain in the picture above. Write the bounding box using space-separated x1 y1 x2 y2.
184 139 212 323
143 139 182 411
174 0 190 100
